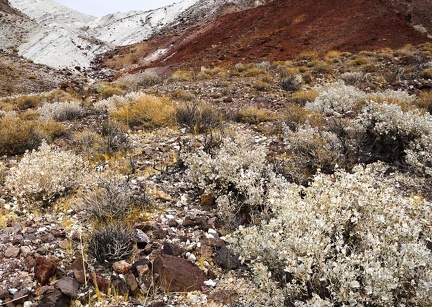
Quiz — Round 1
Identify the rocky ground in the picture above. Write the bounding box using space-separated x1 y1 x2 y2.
0 42 432 306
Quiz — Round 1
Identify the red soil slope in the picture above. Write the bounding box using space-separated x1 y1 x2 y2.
119 0 431 71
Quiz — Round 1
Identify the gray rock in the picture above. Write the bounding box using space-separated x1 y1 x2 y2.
56 277 79 299
38 289 71 307
213 245 240 270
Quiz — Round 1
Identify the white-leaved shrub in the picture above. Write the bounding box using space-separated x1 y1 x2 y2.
283 124 345 183
226 163 432 306
183 131 272 223
303 82 432 175
38 101 85 121
305 81 366 115
354 101 432 173
6 141 85 204
93 91 146 113
114 70 162 92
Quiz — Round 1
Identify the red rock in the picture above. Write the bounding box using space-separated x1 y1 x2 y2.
90 272 109 294
34 257 56 285
70 257 88 284
112 260 131 274
153 254 207 292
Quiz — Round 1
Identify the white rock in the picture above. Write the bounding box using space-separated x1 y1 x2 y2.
8 288 18 295
186 252 196 262
204 279 217 287
207 228 219 238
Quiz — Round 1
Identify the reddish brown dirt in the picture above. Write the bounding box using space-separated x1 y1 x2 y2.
114 0 431 73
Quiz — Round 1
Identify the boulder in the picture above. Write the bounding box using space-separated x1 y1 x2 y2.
153 254 207 292
56 277 79 299
34 257 56 285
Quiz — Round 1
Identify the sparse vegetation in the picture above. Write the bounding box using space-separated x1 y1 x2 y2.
2 43 432 306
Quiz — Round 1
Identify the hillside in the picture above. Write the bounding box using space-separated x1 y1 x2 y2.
1 1 432 306
108 0 431 72
3 0 268 69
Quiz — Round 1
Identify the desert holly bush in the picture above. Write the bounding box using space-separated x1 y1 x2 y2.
6 141 85 204
305 81 366 115
38 101 86 121
183 131 273 224
225 163 432 306
301 82 432 175
114 70 162 92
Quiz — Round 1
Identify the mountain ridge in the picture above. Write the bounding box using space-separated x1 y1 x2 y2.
1 0 267 70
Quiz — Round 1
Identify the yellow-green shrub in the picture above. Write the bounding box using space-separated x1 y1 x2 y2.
0 118 65 156
234 107 278 124
110 94 176 129
171 89 196 101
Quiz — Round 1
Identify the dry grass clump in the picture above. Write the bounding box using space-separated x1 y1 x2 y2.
0 118 65 156
234 106 278 125
196 67 228 80
14 95 43 110
34 121 67 141
298 50 319 61
282 103 324 131
73 129 105 158
311 60 333 74
422 67 432 79
87 222 135 264
110 94 176 129
253 80 271 91
91 82 125 99
83 177 147 224
169 70 195 82
176 102 221 134
171 89 196 101
0 161 6 184
415 91 432 114
286 90 318 105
